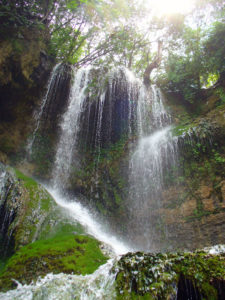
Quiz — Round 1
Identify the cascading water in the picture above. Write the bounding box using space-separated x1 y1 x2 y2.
49 65 138 252
46 187 130 256
31 66 179 252
1 65 182 298
52 67 92 189
51 66 140 190
26 63 61 156
128 85 178 250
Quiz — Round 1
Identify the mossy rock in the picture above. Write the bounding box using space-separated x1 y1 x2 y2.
115 247 225 299
0 164 85 256
0 234 108 292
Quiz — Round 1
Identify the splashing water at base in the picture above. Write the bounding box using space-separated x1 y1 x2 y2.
0 259 117 300
0 186 130 300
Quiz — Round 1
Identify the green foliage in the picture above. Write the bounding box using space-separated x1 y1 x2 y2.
203 22 225 76
157 2 225 101
159 25 206 102
49 26 85 63
0 234 108 292
216 87 225 106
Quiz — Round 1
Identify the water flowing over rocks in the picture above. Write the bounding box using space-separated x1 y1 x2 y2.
0 60 225 299
22 64 225 252
1 244 225 299
27 63 72 156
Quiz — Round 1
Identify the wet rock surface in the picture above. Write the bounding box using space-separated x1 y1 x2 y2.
115 246 225 300
0 163 82 256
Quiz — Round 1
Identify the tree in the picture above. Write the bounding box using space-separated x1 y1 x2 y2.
203 21 225 80
156 0 225 102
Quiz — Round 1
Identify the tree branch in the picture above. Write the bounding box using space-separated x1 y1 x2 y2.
143 40 163 86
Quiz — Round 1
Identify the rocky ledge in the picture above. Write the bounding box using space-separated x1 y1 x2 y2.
115 245 225 299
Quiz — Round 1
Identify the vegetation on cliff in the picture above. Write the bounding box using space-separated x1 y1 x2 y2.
0 163 83 256
116 246 225 299
1 1 224 86
0 234 107 292
0 164 108 292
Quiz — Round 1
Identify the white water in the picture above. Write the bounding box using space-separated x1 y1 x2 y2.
50 65 131 255
52 67 91 188
130 126 175 199
51 66 141 194
1 66 180 297
0 185 130 300
46 187 130 256
26 63 61 156
0 259 117 300
128 84 178 250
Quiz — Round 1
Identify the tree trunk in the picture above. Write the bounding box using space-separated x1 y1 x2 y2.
143 40 163 86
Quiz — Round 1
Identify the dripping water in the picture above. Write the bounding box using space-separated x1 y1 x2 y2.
26 63 61 157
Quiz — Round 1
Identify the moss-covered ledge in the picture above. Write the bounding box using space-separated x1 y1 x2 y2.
115 246 225 299
0 163 86 256
0 234 108 292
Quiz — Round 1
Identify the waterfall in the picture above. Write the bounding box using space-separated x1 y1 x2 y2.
6 65 182 298
128 85 178 250
51 67 91 188
25 65 179 252
46 187 130 256
26 63 61 156
51 66 140 190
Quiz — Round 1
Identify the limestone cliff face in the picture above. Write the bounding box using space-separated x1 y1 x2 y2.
0 26 54 163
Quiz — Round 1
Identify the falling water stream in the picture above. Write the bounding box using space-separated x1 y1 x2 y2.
0 65 180 298
0 188 128 300
26 63 61 157
52 67 91 188
127 84 178 250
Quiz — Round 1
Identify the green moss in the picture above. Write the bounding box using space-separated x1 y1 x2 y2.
30 132 56 178
114 189 122 206
173 251 225 298
39 222 85 241
0 259 8 274
5 168 85 255
116 250 225 299
0 234 108 292
14 168 38 188
14 168 52 213
172 124 193 136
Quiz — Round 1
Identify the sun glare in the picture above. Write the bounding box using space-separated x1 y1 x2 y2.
150 0 195 16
